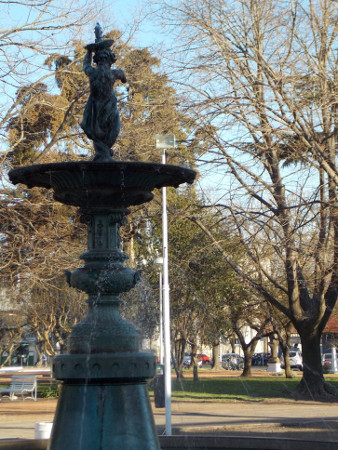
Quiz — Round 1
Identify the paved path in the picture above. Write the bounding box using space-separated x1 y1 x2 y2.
1 368 337 443
0 398 337 442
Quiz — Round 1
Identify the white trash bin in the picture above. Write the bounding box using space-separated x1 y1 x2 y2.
35 422 53 439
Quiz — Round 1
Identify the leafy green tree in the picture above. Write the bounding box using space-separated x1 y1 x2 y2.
147 186 256 379
189 212 273 376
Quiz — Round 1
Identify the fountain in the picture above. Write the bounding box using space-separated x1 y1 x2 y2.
9 24 195 450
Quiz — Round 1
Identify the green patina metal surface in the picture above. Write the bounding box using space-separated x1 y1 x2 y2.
8 24 196 450
9 160 197 449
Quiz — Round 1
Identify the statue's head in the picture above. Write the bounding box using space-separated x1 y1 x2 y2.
93 48 116 66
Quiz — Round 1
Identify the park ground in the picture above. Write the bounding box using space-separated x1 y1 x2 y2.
0 369 337 442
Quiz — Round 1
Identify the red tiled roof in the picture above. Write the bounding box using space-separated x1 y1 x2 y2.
324 314 338 333
290 314 338 335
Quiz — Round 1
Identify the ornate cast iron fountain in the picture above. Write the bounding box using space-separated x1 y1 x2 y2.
9 24 196 450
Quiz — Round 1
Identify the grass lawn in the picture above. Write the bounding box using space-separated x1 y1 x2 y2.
149 375 338 402
1 374 337 402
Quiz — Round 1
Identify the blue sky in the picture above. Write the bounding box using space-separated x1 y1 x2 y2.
2 0 162 49
104 0 163 48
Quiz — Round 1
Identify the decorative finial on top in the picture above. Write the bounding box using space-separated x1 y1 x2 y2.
85 22 114 52
94 23 103 43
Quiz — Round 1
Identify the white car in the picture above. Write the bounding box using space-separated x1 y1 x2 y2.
281 350 303 371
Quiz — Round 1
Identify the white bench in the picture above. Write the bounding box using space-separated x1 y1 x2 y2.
0 375 37 401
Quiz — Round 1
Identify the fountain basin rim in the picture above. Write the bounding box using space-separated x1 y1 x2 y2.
9 160 197 190
9 161 196 207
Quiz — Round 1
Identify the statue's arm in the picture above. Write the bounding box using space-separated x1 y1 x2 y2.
112 69 127 84
83 50 95 77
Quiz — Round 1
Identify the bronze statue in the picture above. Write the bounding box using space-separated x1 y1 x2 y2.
80 23 126 162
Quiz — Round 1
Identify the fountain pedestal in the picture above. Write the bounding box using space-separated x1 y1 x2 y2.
9 161 195 450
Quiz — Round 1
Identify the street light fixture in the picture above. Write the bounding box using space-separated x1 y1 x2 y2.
155 134 175 436
155 135 175 149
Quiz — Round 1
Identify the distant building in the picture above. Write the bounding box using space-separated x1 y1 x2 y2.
322 314 338 353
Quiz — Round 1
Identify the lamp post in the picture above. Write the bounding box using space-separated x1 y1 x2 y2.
153 256 164 364
155 134 175 436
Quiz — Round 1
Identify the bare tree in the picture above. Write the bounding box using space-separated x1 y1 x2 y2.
26 280 85 359
0 311 24 367
232 309 272 377
157 0 337 397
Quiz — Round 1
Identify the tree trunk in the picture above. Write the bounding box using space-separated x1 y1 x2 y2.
173 360 184 380
277 323 293 378
0 345 15 368
234 326 264 377
295 332 336 398
192 365 199 382
282 346 293 379
173 337 186 380
211 341 222 370
282 331 293 378
241 348 254 377
191 342 199 382
230 334 236 353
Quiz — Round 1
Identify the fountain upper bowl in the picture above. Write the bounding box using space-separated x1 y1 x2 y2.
9 161 196 208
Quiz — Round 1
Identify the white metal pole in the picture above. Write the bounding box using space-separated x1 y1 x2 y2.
159 270 164 365
331 347 337 374
162 148 172 435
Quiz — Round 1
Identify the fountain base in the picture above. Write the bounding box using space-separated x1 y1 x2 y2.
49 380 159 450
48 351 158 449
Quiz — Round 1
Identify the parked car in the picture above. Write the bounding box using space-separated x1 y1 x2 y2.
183 354 203 369
222 353 244 370
252 353 271 366
322 353 338 373
280 349 303 371
183 354 191 368
197 354 211 365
